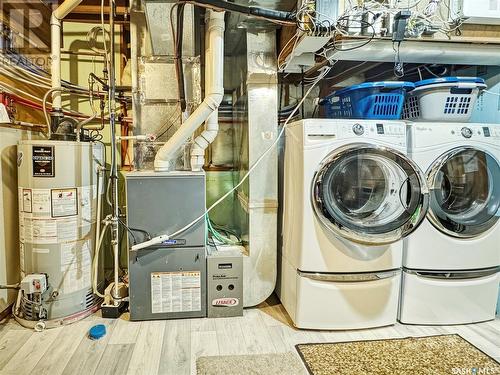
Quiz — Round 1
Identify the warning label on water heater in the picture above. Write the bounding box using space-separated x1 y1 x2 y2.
51 188 78 217
150 271 201 314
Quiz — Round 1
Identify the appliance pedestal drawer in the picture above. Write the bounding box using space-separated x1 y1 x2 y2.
399 269 499 325
293 270 401 330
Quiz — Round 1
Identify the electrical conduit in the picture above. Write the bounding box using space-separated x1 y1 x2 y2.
154 10 225 171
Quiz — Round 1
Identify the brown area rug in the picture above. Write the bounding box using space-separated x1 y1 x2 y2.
296 334 500 375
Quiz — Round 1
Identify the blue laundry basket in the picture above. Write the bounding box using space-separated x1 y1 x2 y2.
320 81 415 120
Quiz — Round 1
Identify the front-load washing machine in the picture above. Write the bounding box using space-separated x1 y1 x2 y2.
278 119 428 329
400 122 500 325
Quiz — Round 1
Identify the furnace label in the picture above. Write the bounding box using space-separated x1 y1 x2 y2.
151 271 201 314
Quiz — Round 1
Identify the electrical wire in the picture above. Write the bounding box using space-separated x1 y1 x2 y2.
423 65 441 78
92 220 110 298
171 3 187 112
133 65 332 249
118 218 138 245
206 216 241 245
393 41 404 78
128 227 152 241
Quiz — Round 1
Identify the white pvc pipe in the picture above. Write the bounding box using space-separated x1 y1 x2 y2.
154 10 225 171
93 167 104 297
51 0 83 110
190 11 220 171
50 16 62 110
54 0 83 20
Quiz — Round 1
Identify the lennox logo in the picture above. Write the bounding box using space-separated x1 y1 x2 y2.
212 298 239 307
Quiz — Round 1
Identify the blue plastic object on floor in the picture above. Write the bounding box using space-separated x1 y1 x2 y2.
320 81 415 120
88 324 106 340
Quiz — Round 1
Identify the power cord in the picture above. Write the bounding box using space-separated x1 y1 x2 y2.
131 65 333 251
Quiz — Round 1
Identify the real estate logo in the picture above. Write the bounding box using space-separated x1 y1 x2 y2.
0 0 57 69
451 367 499 375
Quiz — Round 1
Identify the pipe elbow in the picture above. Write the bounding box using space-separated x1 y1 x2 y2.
153 157 173 172
204 92 223 110
50 14 61 25
53 0 83 21
193 128 218 151
190 155 205 171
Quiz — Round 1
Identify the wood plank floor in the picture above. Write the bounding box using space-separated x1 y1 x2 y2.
0 296 499 375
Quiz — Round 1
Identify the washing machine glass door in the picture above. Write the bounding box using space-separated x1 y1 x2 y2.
427 146 500 238
312 143 429 245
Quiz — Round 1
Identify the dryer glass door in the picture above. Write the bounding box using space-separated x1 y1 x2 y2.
312 143 429 245
427 147 500 238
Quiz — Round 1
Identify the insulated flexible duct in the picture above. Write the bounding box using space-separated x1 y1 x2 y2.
182 0 295 25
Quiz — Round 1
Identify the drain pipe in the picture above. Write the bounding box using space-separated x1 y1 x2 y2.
154 10 225 171
50 0 83 113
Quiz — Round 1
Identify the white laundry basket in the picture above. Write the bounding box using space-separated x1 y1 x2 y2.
403 77 486 122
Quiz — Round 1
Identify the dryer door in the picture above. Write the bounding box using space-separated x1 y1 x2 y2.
427 146 500 238
311 143 429 245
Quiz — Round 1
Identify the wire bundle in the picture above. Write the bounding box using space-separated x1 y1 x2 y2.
279 0 466 73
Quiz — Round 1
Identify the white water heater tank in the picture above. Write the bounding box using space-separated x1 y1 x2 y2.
17 140 104 321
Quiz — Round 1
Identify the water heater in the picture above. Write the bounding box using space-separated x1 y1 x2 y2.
16 140 104 326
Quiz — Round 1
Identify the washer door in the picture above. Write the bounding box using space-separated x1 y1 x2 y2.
312 143 429 245
427 146 500 238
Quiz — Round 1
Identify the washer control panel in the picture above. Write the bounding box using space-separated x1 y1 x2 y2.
302 120 406 148
352 123 365 135
346 122 405 137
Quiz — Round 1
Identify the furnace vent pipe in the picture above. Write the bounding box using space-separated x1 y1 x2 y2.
154 10 225 171
190 11 221 171
51 0 83 110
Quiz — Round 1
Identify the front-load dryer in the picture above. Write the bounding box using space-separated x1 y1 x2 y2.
279 119 428 330
400 122 500 325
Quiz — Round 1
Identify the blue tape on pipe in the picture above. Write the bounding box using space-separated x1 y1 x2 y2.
89 324 106 340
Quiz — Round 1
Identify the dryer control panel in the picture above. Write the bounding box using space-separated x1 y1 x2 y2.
409 122 500 149
449 125 500 139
